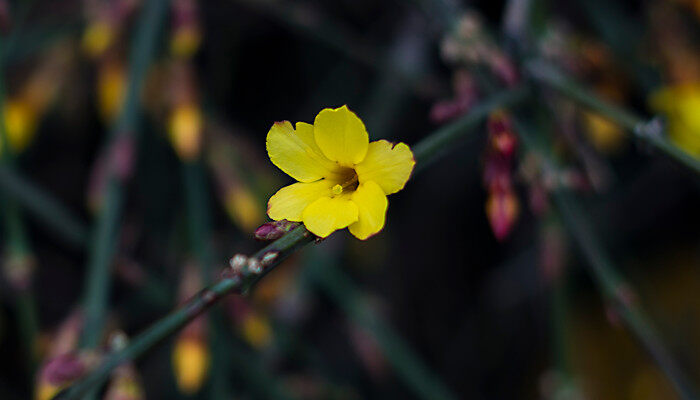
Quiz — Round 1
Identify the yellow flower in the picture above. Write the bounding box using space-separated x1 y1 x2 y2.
2 99 38 154
649 83 700 155
266 106 415 239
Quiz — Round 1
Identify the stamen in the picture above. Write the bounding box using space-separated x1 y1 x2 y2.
332 184 343 195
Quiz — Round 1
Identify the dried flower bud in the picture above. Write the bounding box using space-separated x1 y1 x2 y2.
487 110 518 158
254 220 300 241
485 187 520 241
35 352 95 400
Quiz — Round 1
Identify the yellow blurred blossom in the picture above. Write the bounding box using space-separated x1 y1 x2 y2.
168 103 203 161
98 59 126 122
649 84 700 155
104 364 144 400
82 21 114 58
2 99 38 154
241 311 273 349
224 187 265 232
172 336 210 394
266 106 415 239
581 111 624 153
171 27 202 59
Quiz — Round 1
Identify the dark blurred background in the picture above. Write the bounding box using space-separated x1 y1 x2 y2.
0 0 699 399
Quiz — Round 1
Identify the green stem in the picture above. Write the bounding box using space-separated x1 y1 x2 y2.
80 0 168 348
54 86 523 399
524 58 700 175
56 224 314 400
183 162 214 280
552 190 697 399
516 120 698 400
182 161 232 399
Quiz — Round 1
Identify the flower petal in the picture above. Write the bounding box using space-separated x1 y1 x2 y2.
313 105 369 166
302 195 358 238
266 121 337 182
267 180 334 222
348 181 388 240
355 140 415 194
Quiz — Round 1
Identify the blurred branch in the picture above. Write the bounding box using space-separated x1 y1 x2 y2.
56 224 315 400
54 86 525 399
413 86 528 172
0 166 88 246
0 3 40 376
516 119 698 400
232 0 378 70
81 0 168 348
233 0 437 98
524 59 700 175
182 161 232 398
306 245 459 400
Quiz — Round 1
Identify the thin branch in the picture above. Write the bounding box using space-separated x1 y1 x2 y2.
80 0 168 348
516 119 698 400
524 58 700 175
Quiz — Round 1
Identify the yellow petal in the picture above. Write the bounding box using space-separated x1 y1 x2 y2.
348 181 388 240
267 180 334 222
355 140 415 194
302 196 358 238
266 121 338 182
313 105 368 166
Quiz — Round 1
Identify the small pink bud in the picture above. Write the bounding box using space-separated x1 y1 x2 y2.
254 220 299 241
43 353 86 385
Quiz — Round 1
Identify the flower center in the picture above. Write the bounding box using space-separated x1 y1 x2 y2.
331 167 359 195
